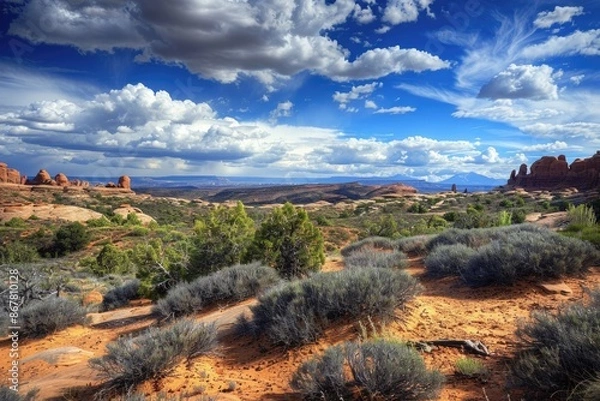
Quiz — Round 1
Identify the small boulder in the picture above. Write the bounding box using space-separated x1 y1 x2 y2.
538 282 572 295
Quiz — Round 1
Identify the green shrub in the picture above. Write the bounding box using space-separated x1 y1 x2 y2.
4 217 26 228
291 340 444 400
92 243 131 276
0 387 38 401
562 225 600 249
21 297 86 338
341 236 395 257
442 211 458 222
408 202 429 214
511 289 600 400
424 244 476 278
51 222 91 256
90 319 217 392
344 249 407 270
102 280 140 311
86 216 113 228
132 239 191 299
154 262 279 320
239 268 421 346
189 201 255 277
249 202 325 279
0 241 39 264
362 215 402 239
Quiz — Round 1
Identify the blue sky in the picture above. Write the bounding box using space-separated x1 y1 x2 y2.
0 0 599 181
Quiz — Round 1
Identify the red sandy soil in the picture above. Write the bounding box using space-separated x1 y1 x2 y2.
2 255 599 400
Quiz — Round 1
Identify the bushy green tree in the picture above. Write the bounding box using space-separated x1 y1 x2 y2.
249 202 325 278
132 239 190 298
92 243 131 276
51 222 91 256
362 215 402 239
189 201 254 277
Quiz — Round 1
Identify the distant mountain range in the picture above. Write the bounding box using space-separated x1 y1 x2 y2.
439 172 507 186
100 171 507 194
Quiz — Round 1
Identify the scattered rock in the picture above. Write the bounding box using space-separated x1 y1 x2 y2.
538 282 572 295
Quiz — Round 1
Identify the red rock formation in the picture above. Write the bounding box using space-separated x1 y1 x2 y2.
507 151 600 190
7 169 20 184
27 169 53 185
55 173 69 186
0 162 22 184
0 163 6 183
118 175 131 189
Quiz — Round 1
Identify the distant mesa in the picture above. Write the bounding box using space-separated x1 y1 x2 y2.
506 151 600 191
0 162 131 192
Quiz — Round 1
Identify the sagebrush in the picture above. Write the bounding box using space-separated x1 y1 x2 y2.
511 289 600 400
238 268 421 346
90 319 217 392
154 262 279 320
21 297 86 338
291 339 444 400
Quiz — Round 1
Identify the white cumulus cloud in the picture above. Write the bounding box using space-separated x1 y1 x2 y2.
7 0 449 85
478 64 559 101
534 6 584 29
333 82 382 109
383 0 435 25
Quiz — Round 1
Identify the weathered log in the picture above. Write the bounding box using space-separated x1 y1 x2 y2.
409 339 490 356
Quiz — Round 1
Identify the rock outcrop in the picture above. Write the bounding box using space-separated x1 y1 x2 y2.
118 175 131 189
0 161 129 191
55 173 69 186
507 151 600 190
0 162 21 184
27 169 54 185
